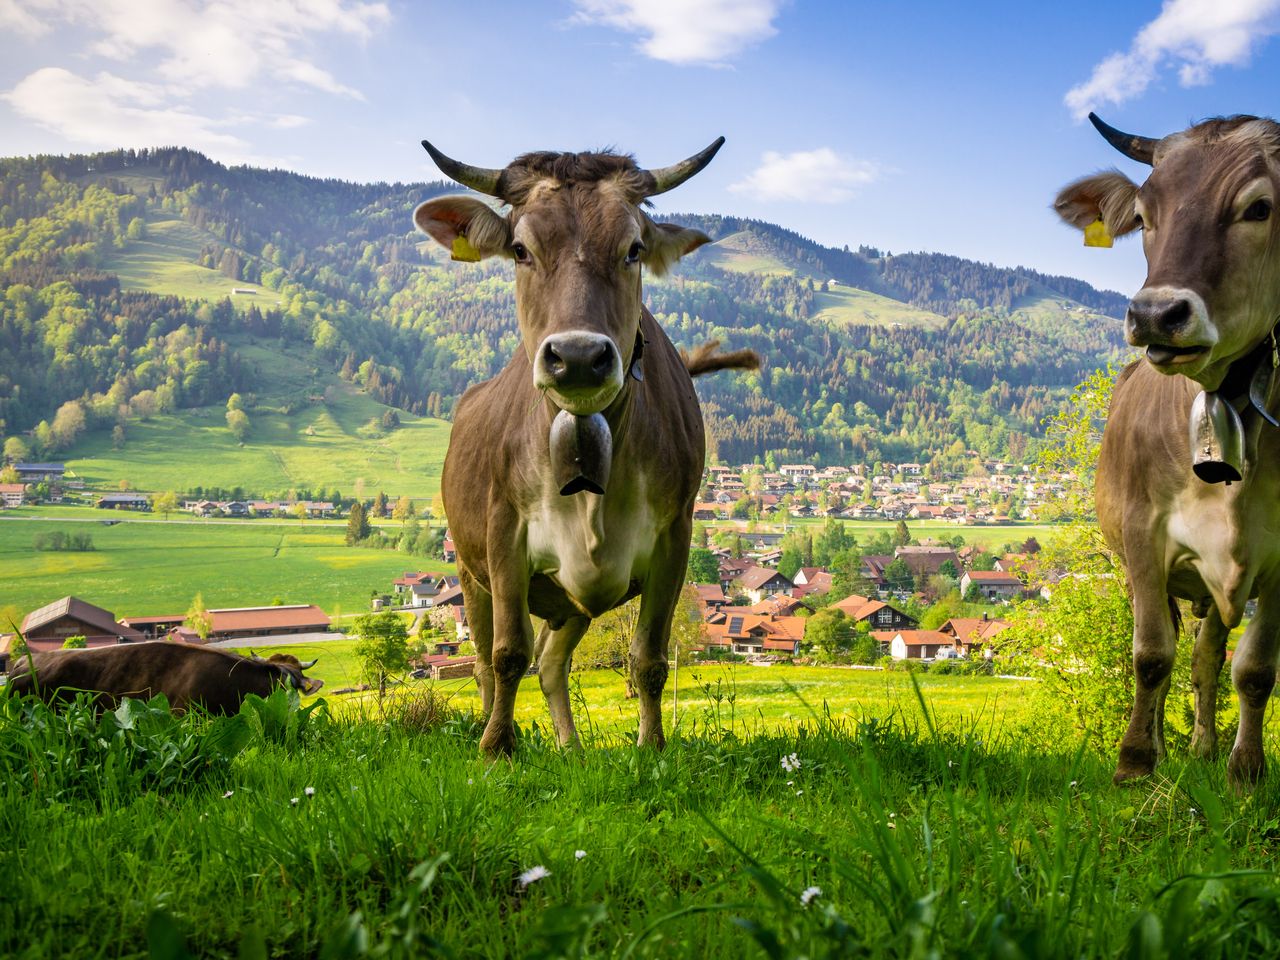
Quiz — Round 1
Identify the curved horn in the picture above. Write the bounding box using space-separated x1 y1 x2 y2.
643 137 726 196
421 140 502 197
249 649 265 661
1088 113 1157 166
298 658 318 669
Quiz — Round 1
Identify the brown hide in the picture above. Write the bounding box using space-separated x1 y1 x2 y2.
415 142 751 755
1057 114 1280 788
6 643 323 713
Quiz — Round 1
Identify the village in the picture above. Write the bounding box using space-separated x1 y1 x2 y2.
0 455 1053 680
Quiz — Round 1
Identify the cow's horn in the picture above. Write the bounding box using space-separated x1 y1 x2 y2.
1088 113 1156 165
299 658 318 669
421 140 502 197
249 650 265 661
643 137 726 196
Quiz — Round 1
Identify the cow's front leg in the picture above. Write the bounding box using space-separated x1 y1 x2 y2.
1190 606 1230 759
480 523 534 757
1227 597 1279 789
535 616 590 747
1115 549 1176 784
630 524 691 748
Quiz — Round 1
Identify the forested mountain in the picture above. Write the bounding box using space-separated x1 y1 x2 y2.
0 147 1127 469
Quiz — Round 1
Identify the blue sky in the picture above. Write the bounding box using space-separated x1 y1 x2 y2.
3 0 1280 295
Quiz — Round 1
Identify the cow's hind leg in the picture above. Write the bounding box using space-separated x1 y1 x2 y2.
535 616 590 748
1227 598 1279 789
630 525 691 749
1190 605 1229 760
1115 551 1177 784
460 568 495 714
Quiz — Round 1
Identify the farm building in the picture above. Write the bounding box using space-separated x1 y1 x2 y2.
830 593 918 632
13 462 64 482
0 483 25 508
121 604 333 642
940 615 1011 658
887 630 956 661
737 565 793 604
960 570 1023 601
17 596 145 650
701 611 806 658
95 493 151 510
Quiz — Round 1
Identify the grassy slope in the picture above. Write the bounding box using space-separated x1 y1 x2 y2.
65 344 451 499
4 681 1278 959
0 511 453 616
101 212 272 308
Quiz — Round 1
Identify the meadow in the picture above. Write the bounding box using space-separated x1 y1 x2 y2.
3 667 1278 960
0 511 451 618
64 345 452 501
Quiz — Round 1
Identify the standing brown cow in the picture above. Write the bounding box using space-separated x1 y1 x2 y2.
414 138 756 755
1055 114 1280 788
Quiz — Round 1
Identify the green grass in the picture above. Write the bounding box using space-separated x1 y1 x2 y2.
811 284 948 330
0 513 451 616
65 366 451 500
3 677 1278 959
101 214 272 308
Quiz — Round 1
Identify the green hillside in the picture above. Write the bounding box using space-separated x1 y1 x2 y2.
1 146 1129 472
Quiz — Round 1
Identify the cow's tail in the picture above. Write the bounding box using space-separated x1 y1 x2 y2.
681 339 761 377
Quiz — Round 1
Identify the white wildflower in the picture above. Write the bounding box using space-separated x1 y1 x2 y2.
795 790 804 796
574 850 587 860
222 790 234 799
304 786 315 797
887 821 896 829
800 885 822 906
467 778 474 785
290 797 300 806
518 865 550 887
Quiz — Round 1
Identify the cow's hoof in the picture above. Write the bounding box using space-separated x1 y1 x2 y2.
1113 745 1156 784
480 722 517 758
1227 748 1265 792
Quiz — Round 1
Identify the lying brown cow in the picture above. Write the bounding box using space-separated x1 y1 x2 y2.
6 643 323 714
1056 113 1280 787
414 138 757 755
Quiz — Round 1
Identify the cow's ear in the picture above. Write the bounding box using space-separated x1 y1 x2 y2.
642 219 712 276
1054 170 1142 238
414 195 513 260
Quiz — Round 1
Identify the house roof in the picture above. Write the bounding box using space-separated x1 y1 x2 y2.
740 565 791 590
22 596 145 640
941 617 1011 644
965 571 1022 585
0 483 25 494
124 604 331 633
695 584 728 604
892 630 952 647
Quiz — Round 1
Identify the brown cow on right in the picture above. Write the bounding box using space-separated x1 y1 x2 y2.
1055 114 1280 788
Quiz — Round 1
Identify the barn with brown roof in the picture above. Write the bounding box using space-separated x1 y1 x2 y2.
19 596 145 650
121 605 333 642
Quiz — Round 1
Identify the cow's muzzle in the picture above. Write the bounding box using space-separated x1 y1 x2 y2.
534 332 623 415
1126 288 1215 371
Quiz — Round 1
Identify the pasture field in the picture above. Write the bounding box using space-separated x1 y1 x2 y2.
0 514 452 617
3 673 1278 960
64 347 451 500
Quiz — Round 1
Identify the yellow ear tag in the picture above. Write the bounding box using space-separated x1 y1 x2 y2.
450 235 482 262
1084 218 1113 248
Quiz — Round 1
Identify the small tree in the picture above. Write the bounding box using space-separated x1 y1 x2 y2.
884 557 915 594
345 501 371 545
806 608 853 660
226 408 250 443
392 496 415 521
353 611 410 700
372 490 389 518
185 593 213 641
893 520 911 547
291 502 307 524
686 547 720 584
152 490 178 520
61 635 87 649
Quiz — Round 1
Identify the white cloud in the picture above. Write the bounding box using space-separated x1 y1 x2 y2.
0 0 49 36
6 0 389 95
5 67 246 152
729 148 881 203
570 0 783 66
1065 0 1280 119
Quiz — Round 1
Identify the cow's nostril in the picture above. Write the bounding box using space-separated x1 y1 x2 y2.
1161 299 1191 331
591 343 614 377
544 345 565 376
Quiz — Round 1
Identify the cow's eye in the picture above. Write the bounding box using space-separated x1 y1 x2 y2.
1242 198 1272 222
1133 212 1145 229
511 242 532 264
625 241 645 265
